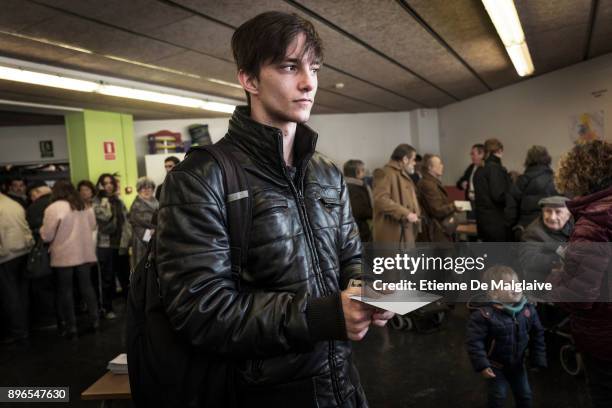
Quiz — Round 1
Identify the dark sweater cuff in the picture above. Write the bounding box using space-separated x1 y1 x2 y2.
306 294 347 342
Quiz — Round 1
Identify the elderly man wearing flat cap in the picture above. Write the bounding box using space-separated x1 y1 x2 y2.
518 196 574 282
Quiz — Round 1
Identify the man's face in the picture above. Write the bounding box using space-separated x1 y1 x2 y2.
164 161 176 173
402 152 417 175
429 156 444 178
470 148 484 165
542 206 571 231
248 33 319 125
10 180 25 196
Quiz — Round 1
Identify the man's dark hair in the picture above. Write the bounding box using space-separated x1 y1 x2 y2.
164 156 180 165
231 11 323 104
9 177 25 185
472 143 485 153
343 159 364 178
51 180 85 211
391 144 416 161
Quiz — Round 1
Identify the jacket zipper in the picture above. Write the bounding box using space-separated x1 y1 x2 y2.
278 135 342 405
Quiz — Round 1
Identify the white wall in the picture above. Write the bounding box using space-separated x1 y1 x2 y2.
439 53 612 185
0 124 68 165
133 110 434 177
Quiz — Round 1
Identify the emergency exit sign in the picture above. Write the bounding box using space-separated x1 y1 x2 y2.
103 141 116 160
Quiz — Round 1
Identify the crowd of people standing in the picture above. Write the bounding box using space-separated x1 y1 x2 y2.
0 156 179 344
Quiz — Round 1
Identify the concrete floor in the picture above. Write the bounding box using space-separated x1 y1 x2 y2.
0 302 589 407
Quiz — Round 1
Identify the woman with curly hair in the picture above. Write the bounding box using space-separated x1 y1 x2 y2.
553 140 612 408
506 145 558 240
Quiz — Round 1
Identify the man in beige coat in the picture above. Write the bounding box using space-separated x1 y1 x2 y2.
372 144 421 244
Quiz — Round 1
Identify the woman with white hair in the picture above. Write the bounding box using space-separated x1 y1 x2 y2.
129 177 158 270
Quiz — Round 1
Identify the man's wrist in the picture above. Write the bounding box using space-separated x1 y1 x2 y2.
305 294 347 342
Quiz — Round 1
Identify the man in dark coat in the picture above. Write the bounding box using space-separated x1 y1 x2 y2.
474 139 511 242
155 12 392 407
344 160 373 242
26 181 53 232
456 143 485 202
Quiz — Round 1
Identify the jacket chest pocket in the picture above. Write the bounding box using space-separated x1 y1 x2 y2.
250 194 291 246
305 185 342 230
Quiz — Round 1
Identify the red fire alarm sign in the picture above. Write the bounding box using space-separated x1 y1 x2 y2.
103 141 116 160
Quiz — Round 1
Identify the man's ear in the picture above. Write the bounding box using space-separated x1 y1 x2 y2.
237 69 259 99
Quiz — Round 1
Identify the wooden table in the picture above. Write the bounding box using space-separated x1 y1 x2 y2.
81 372 131 407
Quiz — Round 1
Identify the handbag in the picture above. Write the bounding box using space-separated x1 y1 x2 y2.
25 237 52 279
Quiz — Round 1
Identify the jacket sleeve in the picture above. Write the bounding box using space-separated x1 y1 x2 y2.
456 165 471 190
488 166 509 206
505 179 522 228
338 176 364 289
419 180 455 220
348 186 372 221
373 169 411 221
156 165 345 359
550 224 612 311
40 203 60 243
529 306 547 368
465 310 491 372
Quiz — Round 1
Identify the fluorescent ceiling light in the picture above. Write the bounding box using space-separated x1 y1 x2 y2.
482 0 534 77
98 85 205 108
506 43 534 77
0 30 242 89
0 66 100 92
0 62 237 114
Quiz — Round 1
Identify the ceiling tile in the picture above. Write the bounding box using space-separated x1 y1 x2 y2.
33 0 193 32
0 0 58 32
296 0 489 99
515 0 591 74
23 15 185 63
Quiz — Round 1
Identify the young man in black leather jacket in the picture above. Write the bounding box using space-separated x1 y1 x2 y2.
155 11 393 407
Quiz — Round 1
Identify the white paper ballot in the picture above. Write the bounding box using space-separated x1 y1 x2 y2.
454 200 472 211
350 290 442 315
143 229 153 243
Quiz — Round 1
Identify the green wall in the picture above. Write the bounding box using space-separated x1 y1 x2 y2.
65 110 138 208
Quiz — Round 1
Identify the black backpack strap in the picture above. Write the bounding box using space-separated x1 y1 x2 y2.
197 143 252 280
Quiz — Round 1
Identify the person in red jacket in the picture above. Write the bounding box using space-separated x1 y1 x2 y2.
553 140 612 408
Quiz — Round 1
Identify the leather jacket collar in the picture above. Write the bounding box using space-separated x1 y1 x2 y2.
223 106 318 178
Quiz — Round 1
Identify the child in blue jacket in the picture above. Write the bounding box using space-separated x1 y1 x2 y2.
466 265 547 408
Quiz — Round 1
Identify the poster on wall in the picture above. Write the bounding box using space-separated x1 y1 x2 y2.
39 140 54 158
569 111 604 143
103 141 116 160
